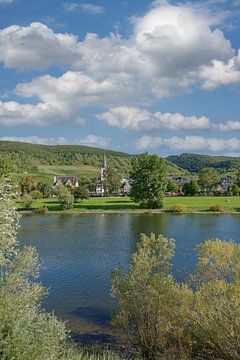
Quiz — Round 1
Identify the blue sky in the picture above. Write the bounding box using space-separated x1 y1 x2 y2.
0 0 240 156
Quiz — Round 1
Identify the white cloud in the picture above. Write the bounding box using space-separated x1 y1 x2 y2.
135 135 240 153
78 134 109 147
200 50 240 89
215 120 240 131
64 2 104 14
97 106 211 131
0 2 238 128
0 0 13 4
0 134 109 147
0 136 67 145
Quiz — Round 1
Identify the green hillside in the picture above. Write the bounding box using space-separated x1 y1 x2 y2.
0 141 186 183
167 153 240 174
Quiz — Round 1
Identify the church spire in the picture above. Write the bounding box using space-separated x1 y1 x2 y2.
101 154 107 181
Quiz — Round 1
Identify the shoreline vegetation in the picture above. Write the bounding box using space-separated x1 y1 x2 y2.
16 196 240 214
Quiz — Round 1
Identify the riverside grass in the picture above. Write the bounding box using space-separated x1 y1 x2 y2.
16 196 240 213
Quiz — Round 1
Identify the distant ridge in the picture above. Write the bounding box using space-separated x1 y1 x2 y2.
0 140 186 182
167 153 240 173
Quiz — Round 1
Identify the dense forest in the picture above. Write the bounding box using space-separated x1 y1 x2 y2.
167 153 240 173
0 141 186 182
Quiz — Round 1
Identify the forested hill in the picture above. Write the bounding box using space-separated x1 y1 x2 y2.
0 141 186 182
167 153 240 173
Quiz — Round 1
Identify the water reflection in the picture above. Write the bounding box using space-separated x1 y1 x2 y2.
19 214 240 336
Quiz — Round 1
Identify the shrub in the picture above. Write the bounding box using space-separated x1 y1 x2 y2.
35 206 48 215
30 189 43 200
21 193 33 210
171 203 187 213
209 203 223 212
55 185 74 210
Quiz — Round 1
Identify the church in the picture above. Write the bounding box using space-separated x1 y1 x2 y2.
95 154 107 195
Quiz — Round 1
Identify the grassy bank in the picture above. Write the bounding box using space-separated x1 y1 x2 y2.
16 196 240 213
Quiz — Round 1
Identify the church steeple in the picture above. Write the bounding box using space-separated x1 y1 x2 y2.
101 154 107 181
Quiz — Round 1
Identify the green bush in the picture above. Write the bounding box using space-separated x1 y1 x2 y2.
209 203 223 212
35 206 48 215
21 193 33 210
171 203 187 213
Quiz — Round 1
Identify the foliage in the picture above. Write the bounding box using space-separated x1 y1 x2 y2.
0 180 80 359
0 154 16 177
35 206 48 215
19 175 36 194
171 203 187 213
209 203 223 212
111 233 178 359
30 189 43 200
130 153 167 209
104 168 122 194
230 183 240 196
198 168 219 194
112 233 240 359
166 180 179 194
182 181 199 196
73 186 90 202
167 153 240 173
21 193 33 210
37 182 52 198
55 185 74 210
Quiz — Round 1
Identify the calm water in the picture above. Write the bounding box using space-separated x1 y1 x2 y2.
19 214 240 340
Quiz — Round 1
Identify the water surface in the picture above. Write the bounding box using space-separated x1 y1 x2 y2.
19 214 240 341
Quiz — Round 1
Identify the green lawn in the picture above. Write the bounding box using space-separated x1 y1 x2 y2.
16 196 240 213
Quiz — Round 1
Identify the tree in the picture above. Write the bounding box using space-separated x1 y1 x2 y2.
166 180 179 194
19 176 36 194
230 183 240 196
55 185 74 210
0 154 16 177
182 240 240 359
0 180 78 359
104 168 121 194
73 186 90 202
21 193 33 209
182 181 200 196
37 182 52 198
111 233 179 359
198 168 219 195
30 189 43 201
130 153 167 209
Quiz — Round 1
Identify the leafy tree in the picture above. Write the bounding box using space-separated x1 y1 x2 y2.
104 168 122 194
19 176 36 194
130 153 167 209
37 182 52 198
230 183 240 196
182 181 200 196
73 186 90 202
0 180 78 359
182 240 240 359
0 154 16 177
30 189 43 200
55 185 74 210
198 168 219 195
21 193 33 209
166 180 179 194
111 233 179 359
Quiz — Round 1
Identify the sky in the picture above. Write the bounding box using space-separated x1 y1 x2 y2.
0 0 240 156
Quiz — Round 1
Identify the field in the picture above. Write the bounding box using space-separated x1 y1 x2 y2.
16 196 240 213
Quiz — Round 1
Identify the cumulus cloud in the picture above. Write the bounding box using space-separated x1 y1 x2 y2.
97 106 211 131
0 2 238 129
78 134 109 147
0 134 109 147
200 50 240 89
64 2 104 14
0 136 67 145
135 135 240 153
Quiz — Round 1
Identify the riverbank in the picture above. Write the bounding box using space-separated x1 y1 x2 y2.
16 196 240 214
